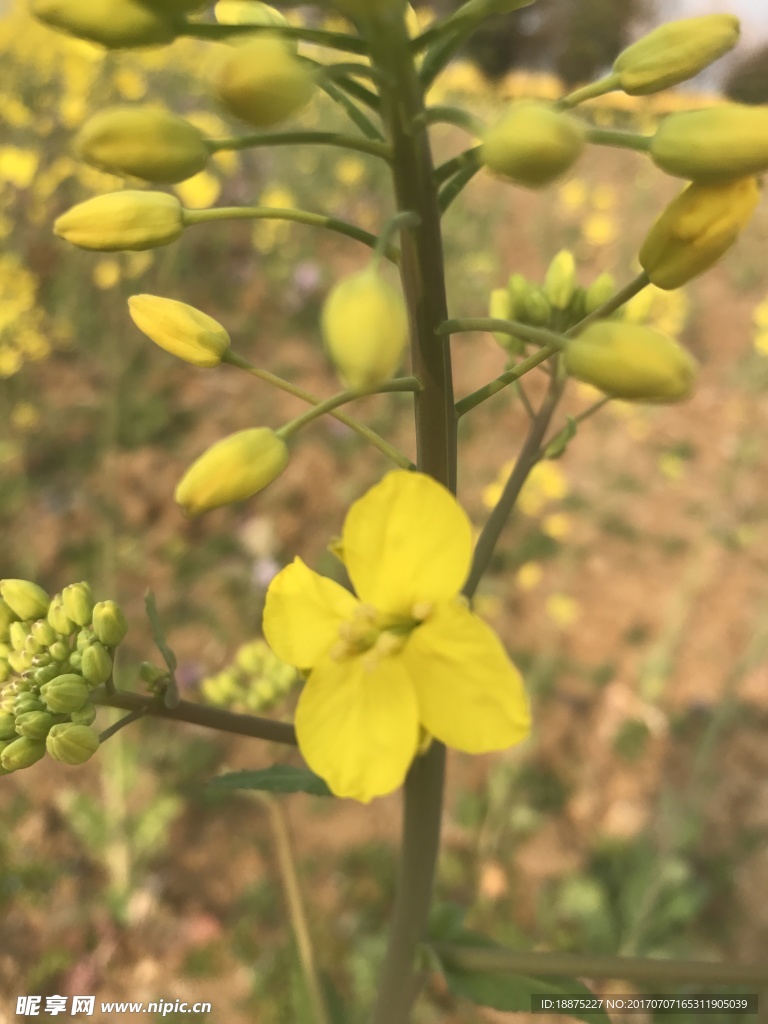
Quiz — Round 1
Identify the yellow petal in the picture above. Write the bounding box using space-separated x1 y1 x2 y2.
295 653 420 802
342 471 473 615
263 558 358 669
402 600 531 753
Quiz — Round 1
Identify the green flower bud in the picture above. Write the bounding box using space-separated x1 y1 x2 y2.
23 636 42 657
81 642 113 687
92 602 128 648
482 101 585 188
7 651 32 675
175 428 289 516
48 641 70 662
0 713 18 740
68 652 83 671
30 619 57 647
46 723 100 765
544 249 577 311
15 711 57 740
0 662 8 686
639 177 760 290
33 664 62 685
1 736 45 771
139 661 170 685
70 703 97 727
0 599 16 642
61 582 95 628
651 105 768 182
14 698 45 716
585 272 616 314
521 286 552 326
128 295 231 367
565 322 697 403
215 36 315 128
613 15 739 96
0 580 50 621
489 287 521 351
76 628 95 652
54 191 185 253
47 598 74 637
9 621 29 653
76 107 210 185
321 267 409 391
31 0 177 48
40 675 90 714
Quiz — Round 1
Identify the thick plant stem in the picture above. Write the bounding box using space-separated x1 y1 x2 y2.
367 9 456 1023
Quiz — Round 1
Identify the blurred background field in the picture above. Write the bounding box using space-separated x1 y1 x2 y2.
1 1 768 1022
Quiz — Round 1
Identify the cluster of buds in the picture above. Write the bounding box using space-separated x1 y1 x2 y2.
0 580 128 774
200 639 297 714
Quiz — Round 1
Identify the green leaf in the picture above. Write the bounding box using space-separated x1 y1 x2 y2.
208 765 333 797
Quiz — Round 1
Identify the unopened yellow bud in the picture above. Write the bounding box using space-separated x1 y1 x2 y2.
651 105 768 182
40 675 90 714
585 272 616 314
1 736 45 772
61 582 94 628
565 322 696 403
544 250 577 310
489 288 512 347
321 267 409 391
0 600 15 642
81 642 113 687
128 295 231 367
640 177 759 290
215 37 315 128
31 0 177 48
175 428 289 516
54 191 185 252
76 107 210 185
482 101 585 189
0 580 49 621
46 723 100 765
613 15 739 95
92 602 128 648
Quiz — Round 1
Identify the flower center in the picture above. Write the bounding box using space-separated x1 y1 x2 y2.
330 601 434 664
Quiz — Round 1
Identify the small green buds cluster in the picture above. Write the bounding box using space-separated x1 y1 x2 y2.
0 580 127 775
612 15 740 95
482 101 585 189
31 0 180 49
321 266 409 391
75 107 211 185
128 295 231 367
564 322 697 403
175 428 290 516
54 192 185 252
650 105 768 183
215 37 316 128
201 639 297 714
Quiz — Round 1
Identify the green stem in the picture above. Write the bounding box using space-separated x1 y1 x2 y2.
570 272 650 334
223 352 414 470
180 20 368 55
423 105 483 134
183 206 396 262
559 72 621 108
585 126 653 153
279 377 422 440
434 145 482 185
456 344 559 417
319 78 384 141
432 943 768 985
207 131 391 161
439 317 568 350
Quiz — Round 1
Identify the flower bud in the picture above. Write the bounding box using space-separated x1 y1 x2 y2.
140 662 170 685
48 641 70 662
0 580 50 621
321 267 409 391
33 664 61 685
128 295 231 367
54 191 185 252
61 582 95 629
48 598 74 637
0 599 16 642
521 286 551 326
482 101 585 189
489 287 520 351
585 272 616 314
46 723 100 765
613 15 739 96
31 0 177 49
651 105 768 182
0 713 18 741
215 37 315 128
215 1 289 28
565 322 697 403
15 711 56 741
68 652 82 671
81 642 113 687
8 650 33 674
70 703 97 727
9 622 29 653
544 250 577 311
76 628 95 652
0 663 8 686
639 177 759 290
1 736 45 771
76 107 210 185
14 697 45 716
40 675 90 714
175 428 289 516
30 620 57 647
92 601 128 648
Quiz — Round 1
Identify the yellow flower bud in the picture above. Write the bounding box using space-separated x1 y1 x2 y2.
46 723 100 765
31 0 177 48
585 272 616 314
613 15 739 95
489 288 514 349
651 105 768 182
40 675 90 714
640 177 759 290
92 601 128 648
0 580 49 621
54 191 185 252
61 582 94 629
81 642 113 687
175 428 289 516
15 711 56 741
128 295 231 367
482 101 585 189
215 37 315 128
75 106 210 185
565 322 696 403
321 267 409 391
544 249 577 310
1 736 45 772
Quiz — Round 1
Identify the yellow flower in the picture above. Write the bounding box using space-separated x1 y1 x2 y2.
263 471 530 802
545 594 580 629
482 101 585 189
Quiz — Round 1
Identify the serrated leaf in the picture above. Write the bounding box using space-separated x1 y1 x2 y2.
208 765 333 797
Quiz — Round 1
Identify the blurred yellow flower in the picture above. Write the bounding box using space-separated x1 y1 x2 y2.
582 212 619 247
558 178 587 213
174 170 221 209
754 331 768 357
10 403 40 432
92 259 121 290
542 513 571 539
516 561 543 591
518 461 568 516
334 156 366 186
545 593 581 629
658 452 686 481
0 147 39 189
